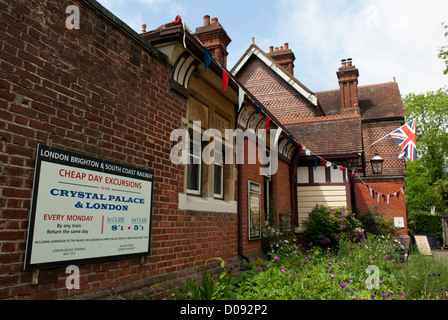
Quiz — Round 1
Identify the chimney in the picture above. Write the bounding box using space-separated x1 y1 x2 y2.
195 16 232 68
336 58 359 114
267 43 295 76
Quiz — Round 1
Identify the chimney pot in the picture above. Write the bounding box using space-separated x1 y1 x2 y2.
275 47 279 51
142 24 147 33
280 46 284 51
203 15 210 26
341 59 347 67
269 46 274 53
347 58 352 66
284 43 289 50
211 17 218 24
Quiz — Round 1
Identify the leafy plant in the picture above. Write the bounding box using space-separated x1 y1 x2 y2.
303 205 364 250
357 207 397 235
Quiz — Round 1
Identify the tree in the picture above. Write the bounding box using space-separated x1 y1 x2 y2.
439 22 448 75
403 87 448 213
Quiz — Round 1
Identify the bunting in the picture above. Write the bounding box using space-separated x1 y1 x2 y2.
359 175 405 204
285 136 293 152
222 70 229 93
264 116 271 132
238 87 245 111
274 128 283 146
204 49 211 72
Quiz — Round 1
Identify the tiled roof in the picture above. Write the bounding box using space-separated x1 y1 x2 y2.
316 82 405 121
285 114 362 156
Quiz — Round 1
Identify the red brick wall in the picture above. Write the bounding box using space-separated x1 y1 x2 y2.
355 178 407 235
240 138 292 257
0 0 240 299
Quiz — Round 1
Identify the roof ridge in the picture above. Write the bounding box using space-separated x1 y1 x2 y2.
282 113 360 125
315 81 397 94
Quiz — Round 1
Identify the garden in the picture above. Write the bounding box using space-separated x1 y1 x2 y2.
165 205 448 300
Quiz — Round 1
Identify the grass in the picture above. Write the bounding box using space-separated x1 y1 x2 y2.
164 234 448 300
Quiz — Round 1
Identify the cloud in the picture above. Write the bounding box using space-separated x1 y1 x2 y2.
274 0 448 95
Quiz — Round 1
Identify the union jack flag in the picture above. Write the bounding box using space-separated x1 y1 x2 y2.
390 119 418 161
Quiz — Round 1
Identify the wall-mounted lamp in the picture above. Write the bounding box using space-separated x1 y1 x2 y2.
370 154 384 175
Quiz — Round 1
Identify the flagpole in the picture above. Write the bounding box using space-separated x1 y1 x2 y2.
362 133 391 152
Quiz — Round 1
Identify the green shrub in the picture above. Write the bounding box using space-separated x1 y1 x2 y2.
303 205 364 250
407 211 443 239
261 220 298 258
357 207 396 235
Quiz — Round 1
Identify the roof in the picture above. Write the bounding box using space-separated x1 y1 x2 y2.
316 81 405 121
285 114 362 157
231 44 318 107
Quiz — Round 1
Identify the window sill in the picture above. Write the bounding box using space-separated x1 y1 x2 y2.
178 193 237 213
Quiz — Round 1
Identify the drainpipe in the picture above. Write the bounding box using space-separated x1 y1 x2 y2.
289 150 301 228
238 163 250 262
235 105 250 262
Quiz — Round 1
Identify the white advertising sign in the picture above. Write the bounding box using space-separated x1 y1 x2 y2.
24 144 154 270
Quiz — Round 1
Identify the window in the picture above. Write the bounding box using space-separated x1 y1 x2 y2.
213 146 223 198
314 166 326 183
330 166 344 183
179 92 236 212
297 166 309 184
186 131 201 195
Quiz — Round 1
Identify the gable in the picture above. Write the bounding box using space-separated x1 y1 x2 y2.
235 54 320 122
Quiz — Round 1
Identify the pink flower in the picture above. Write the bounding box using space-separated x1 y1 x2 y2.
339 283 346 288
329 275 335 279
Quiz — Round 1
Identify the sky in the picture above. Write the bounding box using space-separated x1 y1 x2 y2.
96 0 448 96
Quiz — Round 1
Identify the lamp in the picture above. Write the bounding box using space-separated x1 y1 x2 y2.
370 154 384 175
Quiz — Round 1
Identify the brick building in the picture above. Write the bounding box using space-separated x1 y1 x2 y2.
0 0 299 299
232 43 409 245
0 0 409 300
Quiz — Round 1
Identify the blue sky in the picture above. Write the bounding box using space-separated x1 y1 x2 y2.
96 0 448 96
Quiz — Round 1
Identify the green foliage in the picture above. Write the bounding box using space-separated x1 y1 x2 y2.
303 205 364 250
170 234 448 300
169 258 236 300
407 211 443 239
403 87 448 213
357 207 397 235
261 220 298 258
401 248 448 300
439 22 448 75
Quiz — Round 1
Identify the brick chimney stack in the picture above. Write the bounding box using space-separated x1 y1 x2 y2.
337 58 359 114
267 43 295 76
195 15 231 68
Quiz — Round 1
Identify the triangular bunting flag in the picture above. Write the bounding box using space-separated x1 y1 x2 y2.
255 104 262 114
285 136 293 152
264 116 271 132
204 49 211 71
222 70 229 93
274 128 282 146
238 87 244 111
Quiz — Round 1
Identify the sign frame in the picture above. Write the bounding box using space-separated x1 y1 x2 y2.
24 144 154 270
248 181 261 240
413 235 433 256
